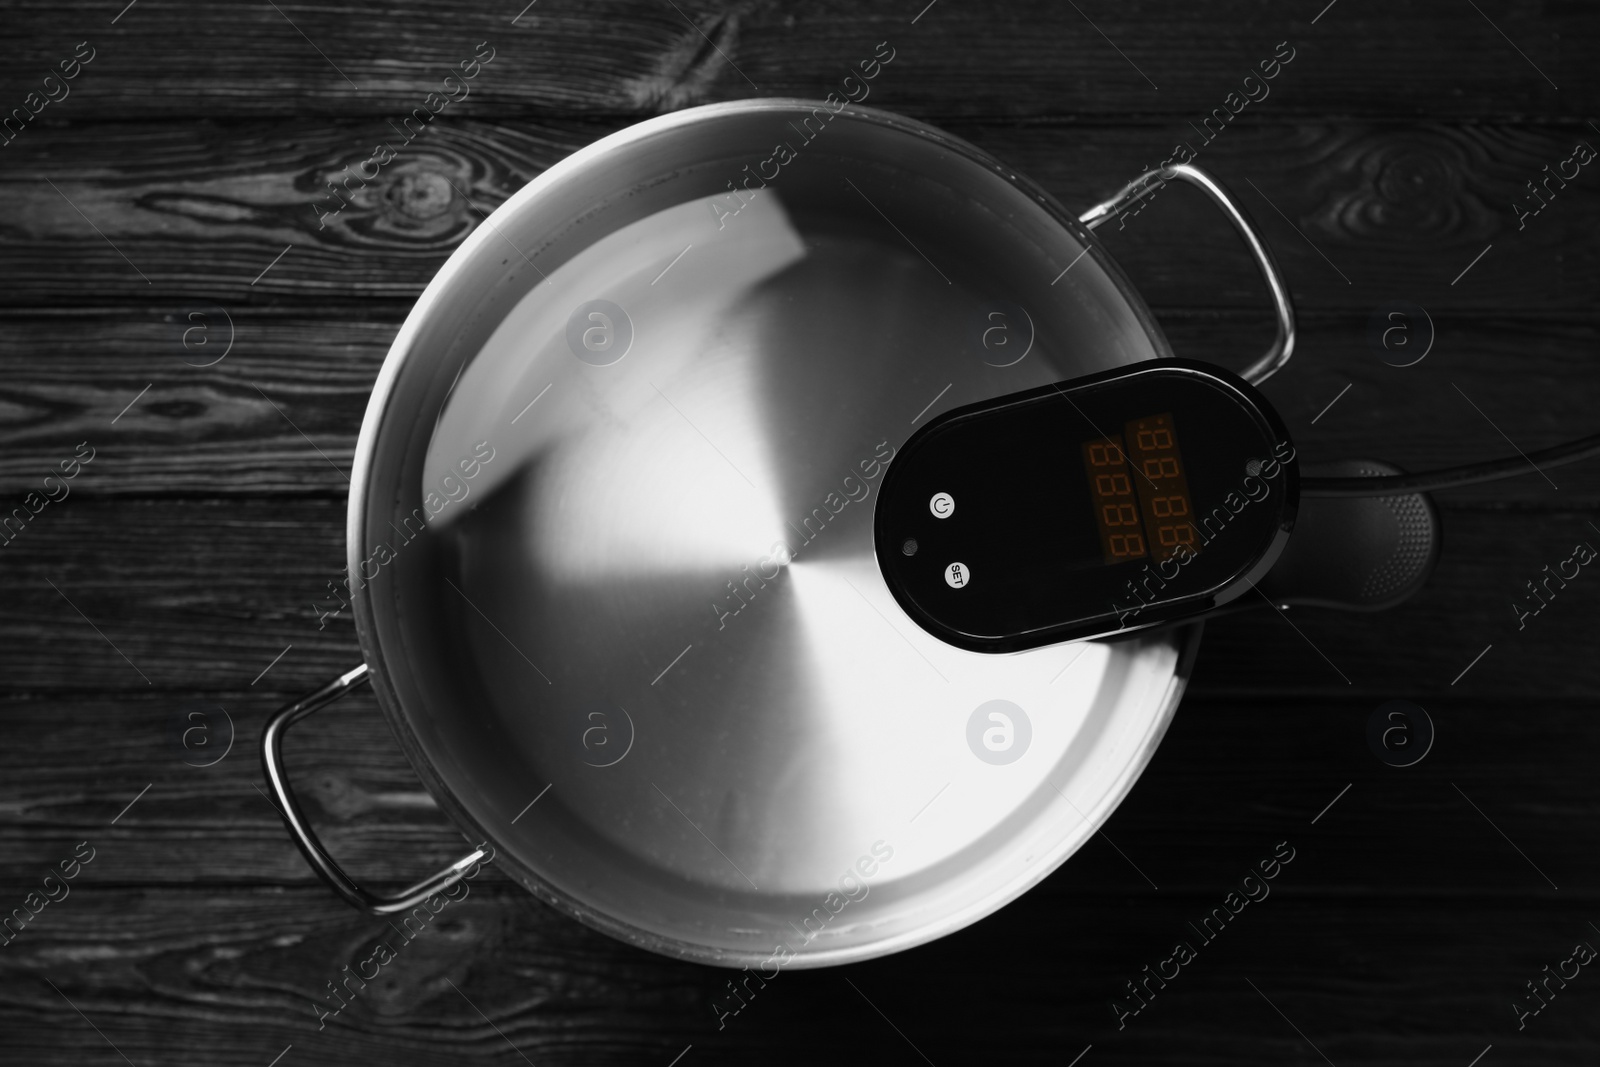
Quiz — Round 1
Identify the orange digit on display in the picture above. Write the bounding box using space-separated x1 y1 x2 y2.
1123 413 1200 563
1096 472 1131 496
1081 433 1148 564
1109 532 1146 558
1142 455 1180 480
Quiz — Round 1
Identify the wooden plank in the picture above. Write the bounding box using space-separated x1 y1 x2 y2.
1 119 1598 309
0 313 385 494
0 887 1595 1065
0 650 1596 890
0 0 1590 120
0 118 586 302
0 885 703 1066
0 308 1595 502
0 498 356 692
0 501 1595 696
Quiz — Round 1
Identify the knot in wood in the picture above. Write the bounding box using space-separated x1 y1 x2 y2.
385 170 455 220
1376 148 1453 207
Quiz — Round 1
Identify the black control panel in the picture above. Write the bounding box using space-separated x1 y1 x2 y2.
874 360 1299 651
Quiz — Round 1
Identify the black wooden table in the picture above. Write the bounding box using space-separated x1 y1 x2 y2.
3 2 1598 1063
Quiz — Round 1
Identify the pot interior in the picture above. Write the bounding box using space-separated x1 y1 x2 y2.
351 100 1194 966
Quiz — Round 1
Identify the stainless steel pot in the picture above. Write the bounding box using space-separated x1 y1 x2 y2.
262 99 1294 968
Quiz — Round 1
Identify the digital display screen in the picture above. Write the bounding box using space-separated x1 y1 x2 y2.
1083 413 1198 564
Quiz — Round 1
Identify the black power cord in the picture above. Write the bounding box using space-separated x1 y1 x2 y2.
1301 431 1600 497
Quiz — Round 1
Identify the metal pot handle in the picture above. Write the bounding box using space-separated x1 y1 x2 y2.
1078 162 1296 386
260 662 489 915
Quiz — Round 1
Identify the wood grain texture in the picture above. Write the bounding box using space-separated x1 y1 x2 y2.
0 684 1595 895
2 119 1598 308
3 0 1599 1063
1 889 1596 1066
0 500 1595 697
1 0 1594 119
1 308 1596 501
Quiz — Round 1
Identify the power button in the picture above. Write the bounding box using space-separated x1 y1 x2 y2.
930 492 955 518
